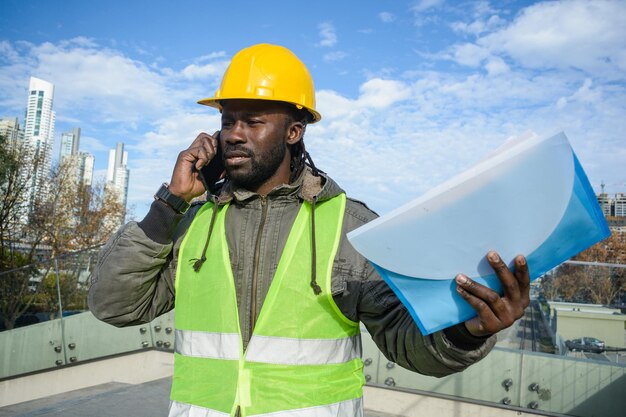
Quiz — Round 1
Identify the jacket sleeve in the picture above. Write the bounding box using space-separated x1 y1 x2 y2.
88 200 192 327
334 198 496 377
356 267 496 377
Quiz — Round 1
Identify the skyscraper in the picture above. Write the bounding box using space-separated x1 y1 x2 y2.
58 127 94 186
80 152 95 186
0 117 24 148
23 77 56 210
60 127 81 161
106 142 130 210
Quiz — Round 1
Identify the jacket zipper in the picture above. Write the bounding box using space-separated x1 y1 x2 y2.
249 196 268 343
238 197 267 417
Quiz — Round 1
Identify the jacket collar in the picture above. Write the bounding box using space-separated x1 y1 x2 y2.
213 167 344 205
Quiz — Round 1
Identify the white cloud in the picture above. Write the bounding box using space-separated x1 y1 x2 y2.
479 0 626 78
357 78 411 109
307 59 626 214
323 51 347 62
451 14 504 36
555 97 567 110
412 0 444 13
0 40 20 62
126 111 222 208
449 43 491 67
133 111 220 159
0 38 174 123
1 23 623 221
0 38 231 217
485 57 509 76
181 60 230 80
80 135 109 153
194 51 227 63
316 78 410 124
555 78 601 109
317 22 337 47
0 38 227 125
379 12 396 23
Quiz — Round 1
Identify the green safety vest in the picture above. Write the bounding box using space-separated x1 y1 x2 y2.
169 194 364 417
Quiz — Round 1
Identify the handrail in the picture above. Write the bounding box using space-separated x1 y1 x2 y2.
0 244 104 277
564 260 626 268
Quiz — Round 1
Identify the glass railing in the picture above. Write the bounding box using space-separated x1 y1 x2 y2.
0 309 175 377
0 245 175 377
362 332 625 417
0 245 102 331
1 251 624 417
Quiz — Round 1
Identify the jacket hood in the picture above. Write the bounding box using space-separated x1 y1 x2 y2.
300 168 344 202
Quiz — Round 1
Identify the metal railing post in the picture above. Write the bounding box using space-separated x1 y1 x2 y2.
54 257 68 364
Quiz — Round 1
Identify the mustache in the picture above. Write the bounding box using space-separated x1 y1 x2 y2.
222 144 254 159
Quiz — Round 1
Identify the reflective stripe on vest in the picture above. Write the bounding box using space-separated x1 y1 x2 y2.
169 397 364 417
176 329 362 365
175 330 240 360
170 194 364 417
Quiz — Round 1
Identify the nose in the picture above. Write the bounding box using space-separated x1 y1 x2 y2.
222 120 246 144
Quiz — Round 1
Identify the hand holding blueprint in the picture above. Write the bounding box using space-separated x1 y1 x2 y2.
347 132 610 335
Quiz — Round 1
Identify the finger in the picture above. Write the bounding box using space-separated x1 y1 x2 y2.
196 132 222 170
189 134 218 170
514 255 530 309
178 133 212 166
189 132 213 148
456 282 500 334
487 251 520 303
181 145 209 171
196 143 216 170
456 274 509 319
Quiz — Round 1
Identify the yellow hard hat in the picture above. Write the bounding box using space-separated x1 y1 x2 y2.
198 43 321 123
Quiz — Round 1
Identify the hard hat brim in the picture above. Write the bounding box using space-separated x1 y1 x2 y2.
197 97 322 124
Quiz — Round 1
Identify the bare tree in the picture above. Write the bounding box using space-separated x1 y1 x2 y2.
541 230 626 305
72 181 125 249
1 135 125 329
0 134 50 329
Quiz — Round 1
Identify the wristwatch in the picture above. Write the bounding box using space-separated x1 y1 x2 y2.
154 183 190 214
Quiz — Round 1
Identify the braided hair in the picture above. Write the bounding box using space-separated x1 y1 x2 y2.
285 104 321 183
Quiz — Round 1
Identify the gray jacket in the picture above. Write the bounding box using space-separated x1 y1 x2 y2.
89 169 495 377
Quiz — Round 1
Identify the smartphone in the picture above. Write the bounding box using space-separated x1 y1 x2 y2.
197 132 225 194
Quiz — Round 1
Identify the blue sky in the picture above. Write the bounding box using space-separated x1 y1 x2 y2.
1 0 625 219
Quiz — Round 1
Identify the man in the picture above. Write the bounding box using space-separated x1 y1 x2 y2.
89 44 529 417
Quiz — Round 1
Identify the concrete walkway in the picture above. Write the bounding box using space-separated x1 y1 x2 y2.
0 377 396 417
0 378 170 417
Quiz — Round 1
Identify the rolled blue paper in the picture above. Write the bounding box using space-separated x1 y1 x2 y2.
348 133 610 335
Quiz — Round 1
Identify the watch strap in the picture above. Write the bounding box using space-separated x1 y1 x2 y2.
154 183 190 214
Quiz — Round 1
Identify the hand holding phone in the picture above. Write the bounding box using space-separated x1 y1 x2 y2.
197 132 225 194
169 131 224 202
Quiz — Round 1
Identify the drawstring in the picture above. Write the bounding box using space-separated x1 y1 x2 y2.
306 151 322 295
310 195 322 295
192 201 220 272
305 150 321 177
191 167 323 296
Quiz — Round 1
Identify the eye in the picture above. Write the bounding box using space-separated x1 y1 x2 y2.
247 118 262 126
221 119 233 129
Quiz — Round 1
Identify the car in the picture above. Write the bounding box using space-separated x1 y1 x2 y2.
565 337 605 353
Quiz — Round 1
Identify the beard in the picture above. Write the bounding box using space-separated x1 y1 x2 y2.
224 138 288 191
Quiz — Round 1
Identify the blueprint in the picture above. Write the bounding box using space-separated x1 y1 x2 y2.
347 132 610 334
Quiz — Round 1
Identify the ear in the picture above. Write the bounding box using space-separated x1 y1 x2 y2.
286 121 305 145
